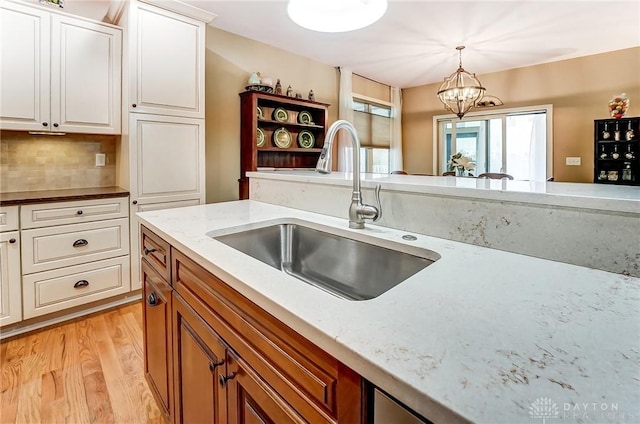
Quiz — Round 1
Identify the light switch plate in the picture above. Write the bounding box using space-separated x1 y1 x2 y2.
95 153 106 167
566 157 581 166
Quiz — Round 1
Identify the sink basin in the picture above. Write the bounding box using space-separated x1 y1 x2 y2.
210 220 439 300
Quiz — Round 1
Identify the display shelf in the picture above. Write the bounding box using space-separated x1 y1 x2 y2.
239 90 329 199
593 117 639 186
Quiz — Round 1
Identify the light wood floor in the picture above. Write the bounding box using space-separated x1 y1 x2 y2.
0 303 164 424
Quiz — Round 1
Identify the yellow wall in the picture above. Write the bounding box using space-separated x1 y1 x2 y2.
204 27 339 203
402 47 640 181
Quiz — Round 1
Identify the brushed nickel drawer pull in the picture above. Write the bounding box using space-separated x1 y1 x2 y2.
73 239 89 247
74 280 89 288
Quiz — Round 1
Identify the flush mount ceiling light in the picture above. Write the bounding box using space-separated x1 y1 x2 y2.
437 46 486 119
287 0 388 33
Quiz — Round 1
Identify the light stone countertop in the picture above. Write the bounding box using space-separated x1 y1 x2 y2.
247 171 640 214
138 200 640 424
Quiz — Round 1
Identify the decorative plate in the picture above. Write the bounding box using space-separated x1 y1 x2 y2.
297 110 313 125
257 106 264 119
273 127 292 148
256 127 265 147
297 130 315 149
273 107 289 122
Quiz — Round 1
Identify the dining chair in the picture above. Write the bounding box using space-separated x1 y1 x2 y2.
442 171 455 176
390 170 408 175
477 173 514 180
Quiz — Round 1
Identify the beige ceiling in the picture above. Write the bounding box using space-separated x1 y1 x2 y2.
61 0 640 89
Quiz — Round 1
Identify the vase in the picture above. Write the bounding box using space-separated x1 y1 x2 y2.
455 167 466 177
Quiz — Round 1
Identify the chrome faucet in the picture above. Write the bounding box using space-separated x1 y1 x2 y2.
316 120 382 229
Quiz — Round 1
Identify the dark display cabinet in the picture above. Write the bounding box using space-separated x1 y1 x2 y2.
594 117 639 185
239 90 329 199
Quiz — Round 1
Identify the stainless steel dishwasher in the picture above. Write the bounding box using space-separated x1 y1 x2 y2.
373 388 430 424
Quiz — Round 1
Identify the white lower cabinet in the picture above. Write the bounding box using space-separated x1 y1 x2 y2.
17 197 131 323
0 206 21 327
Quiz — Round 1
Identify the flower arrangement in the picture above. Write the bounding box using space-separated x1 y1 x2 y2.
448 152 475 175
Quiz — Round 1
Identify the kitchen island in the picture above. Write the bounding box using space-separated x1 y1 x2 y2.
138 200 640 424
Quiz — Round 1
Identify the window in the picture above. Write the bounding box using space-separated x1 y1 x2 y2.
353 99 391 173
435 105 552 181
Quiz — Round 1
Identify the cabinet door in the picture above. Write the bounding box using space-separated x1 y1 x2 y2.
0 232 21 327
51 15 122 134
130 2 204 118
130 114 205 205
142 259 173 419
226 351 305 424
0 1 50 131
173 293 226 424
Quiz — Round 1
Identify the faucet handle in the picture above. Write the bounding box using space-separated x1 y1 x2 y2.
372 184 382 222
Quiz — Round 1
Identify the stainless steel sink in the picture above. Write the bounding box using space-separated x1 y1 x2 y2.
211 221 439 301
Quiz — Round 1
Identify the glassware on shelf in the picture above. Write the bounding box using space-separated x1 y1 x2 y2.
602 122 610 139
609 93 629 119
626 121 635 141
622 163 632 181
612 144 620 159
600 145 607 159
598 170 607 180
625 144 635 159
607 170 619 181
614 122 621 141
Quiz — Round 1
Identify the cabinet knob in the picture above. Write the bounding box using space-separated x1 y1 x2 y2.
42 122 48 127
209 359 224 372
9 238 16 244
73 239 89 247
74 280 90 288
76 210 83 215
218 372 236 388
53 123 59 128
132 200 138 205
132 104 137 108
146 292 159 306
144 248 157 256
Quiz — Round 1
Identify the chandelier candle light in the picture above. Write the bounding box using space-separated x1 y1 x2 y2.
437 46 486 119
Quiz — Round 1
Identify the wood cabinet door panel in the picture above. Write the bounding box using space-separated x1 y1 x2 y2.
226 351 304 424
173 292 226 424
142 259 172 418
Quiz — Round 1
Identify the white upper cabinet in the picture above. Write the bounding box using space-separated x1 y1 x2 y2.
129 2 205 118
0 1 122 134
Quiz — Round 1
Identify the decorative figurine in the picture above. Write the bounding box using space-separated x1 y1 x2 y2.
295 92 302 99
275 79 282 95
248 72 260 85
286 85 293 97
308 90 315 101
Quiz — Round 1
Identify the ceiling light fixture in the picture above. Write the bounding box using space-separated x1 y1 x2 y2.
287 0 388 33
437 46 485 119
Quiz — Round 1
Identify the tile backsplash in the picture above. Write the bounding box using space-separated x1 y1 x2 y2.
0 131 116 193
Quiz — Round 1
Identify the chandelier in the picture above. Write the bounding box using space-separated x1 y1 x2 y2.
437 46 485 119
287 0 388 33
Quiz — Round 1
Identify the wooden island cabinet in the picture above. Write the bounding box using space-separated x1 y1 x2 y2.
140 226 364 424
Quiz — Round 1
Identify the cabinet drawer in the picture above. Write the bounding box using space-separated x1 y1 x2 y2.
20 197 128 229
22 256 130 319
141 225 170 282
0 206 19 232
22 218 129 274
